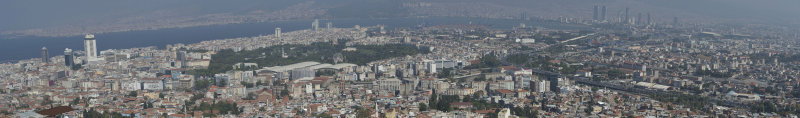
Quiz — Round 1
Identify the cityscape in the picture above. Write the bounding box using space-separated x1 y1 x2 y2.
2 0 800 118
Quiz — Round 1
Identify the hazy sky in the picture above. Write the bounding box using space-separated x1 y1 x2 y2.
0 0 303 31
1 0 798 32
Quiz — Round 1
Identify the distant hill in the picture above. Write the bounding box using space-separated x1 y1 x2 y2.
2 0 798 37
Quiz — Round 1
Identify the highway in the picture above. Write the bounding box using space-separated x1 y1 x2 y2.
527 68 751 109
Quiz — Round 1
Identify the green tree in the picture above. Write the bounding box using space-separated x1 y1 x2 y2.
437 68 454 78
127 91 138 97
243 92 257 100
315 113 333 118
241 81 254 88
194 79 211 90
280 90 290 98
506 53 530 65
429 92 438 110
69 97 80 106
419 103 428 111
355 107 372 118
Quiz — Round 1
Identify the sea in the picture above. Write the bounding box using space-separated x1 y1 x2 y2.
0 17 589 63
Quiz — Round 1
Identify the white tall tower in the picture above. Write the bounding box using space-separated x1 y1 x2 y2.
84 34 98 62
312 19 319 31
275 27 281 39
326 22 332 29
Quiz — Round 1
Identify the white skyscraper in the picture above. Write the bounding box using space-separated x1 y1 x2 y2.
326 22 332 29
312 19 319 31
275 27 281 39
84 34 98 62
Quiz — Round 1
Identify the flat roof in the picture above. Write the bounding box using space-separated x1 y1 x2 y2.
262 62 357 72
323 63 357 70
307 63 333 70
262 61 321 72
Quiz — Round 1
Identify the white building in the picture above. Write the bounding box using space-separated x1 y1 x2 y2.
84 34 102 62
275 27 282 39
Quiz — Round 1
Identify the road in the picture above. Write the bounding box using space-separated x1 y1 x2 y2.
526 68 751 109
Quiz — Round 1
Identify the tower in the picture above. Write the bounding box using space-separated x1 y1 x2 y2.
637 13 642 25
379 25 385 34
673 17 679 25
41 47 48 63
177 51 187 68
275 27 281 39
326 22 332 29
593 5 599 20
641 64 647 77
64 48 74 67
647 13 651 25
84 34 98 62
625 7 630 24
601 6 607 20
312 19 319 31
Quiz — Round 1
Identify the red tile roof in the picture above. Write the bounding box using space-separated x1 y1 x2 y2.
496 89 514 94
36 106 75 117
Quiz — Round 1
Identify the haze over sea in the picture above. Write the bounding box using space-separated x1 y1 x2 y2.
0 17 587 63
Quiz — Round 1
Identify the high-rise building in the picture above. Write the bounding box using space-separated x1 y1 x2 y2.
593 5 599 20
379 25 385 34
625 7 630 24
176 51 186 61
312 19 319 31
647 13 651 25
326 22 332 29
275 27 281 39
637 13 642 25
64 48 74 67
84 34 98 62
601 6 607 20
41 47 48 63
673 17 679 25
177 51 187 68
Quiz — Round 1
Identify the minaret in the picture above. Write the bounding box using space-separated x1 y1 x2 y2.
84 34 98 62
41 47 48 63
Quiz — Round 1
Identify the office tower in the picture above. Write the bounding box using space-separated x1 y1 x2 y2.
84 34 98 62
593 5 599 20
64 48 74 67
637 13 642 25
312 19 319 31
601 6 607 20
326 22 332 29
647 13 651 25
380 25 385 34
177 51 187 68
275 27 281 39
673 17 679 25
176 51 186 61
625 7 630 24
41 47 48 63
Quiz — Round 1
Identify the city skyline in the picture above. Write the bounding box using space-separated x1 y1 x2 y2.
2 0 800 117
